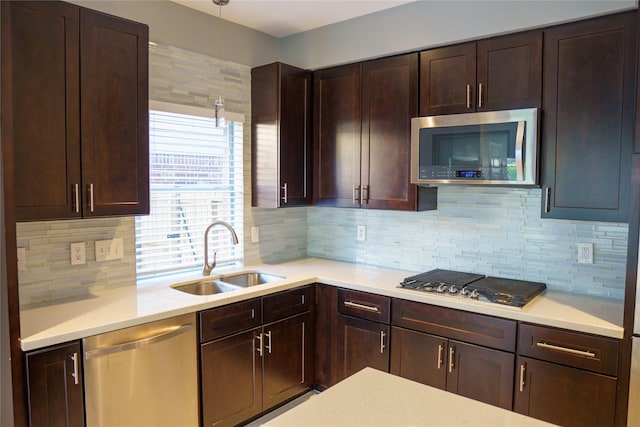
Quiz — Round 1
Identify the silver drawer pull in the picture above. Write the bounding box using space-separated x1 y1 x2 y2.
344 301 379 313
536 341 596 358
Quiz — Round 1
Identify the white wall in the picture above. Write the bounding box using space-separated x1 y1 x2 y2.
68 0 279 68
280 0 637 69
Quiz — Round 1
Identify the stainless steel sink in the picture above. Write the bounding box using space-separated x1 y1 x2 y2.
171 271 285 296
217 271 285 287
172 280 243 296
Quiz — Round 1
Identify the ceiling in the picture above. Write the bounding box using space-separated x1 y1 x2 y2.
171 0 416 38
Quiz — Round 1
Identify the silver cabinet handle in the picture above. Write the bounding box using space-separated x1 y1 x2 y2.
380 331 386 354
70 352 79 385
437 344 444 369
352 185 361 205
73 184 80 213
265 330 272 354
256 333 264 357
362 185 369 203
448 346 455 373
88 183 95 212
536 341 596 358
519 363 526 392
281 182 288 204
344 301 379 313
478 83 483 108
85 324 193 359
544 187 551 213
466 84 471 109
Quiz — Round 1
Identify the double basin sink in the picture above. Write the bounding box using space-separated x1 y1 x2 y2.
171 271 285 296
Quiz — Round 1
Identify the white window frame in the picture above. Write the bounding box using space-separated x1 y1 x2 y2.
136 101 245 282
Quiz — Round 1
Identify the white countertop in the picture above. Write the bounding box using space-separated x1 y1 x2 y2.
263 367 555 427
20 257 624 351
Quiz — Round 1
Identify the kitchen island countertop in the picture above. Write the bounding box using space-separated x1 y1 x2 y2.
20 257 624 351
263 367 555 426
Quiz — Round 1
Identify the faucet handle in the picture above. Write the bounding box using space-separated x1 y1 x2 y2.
203 252 217 276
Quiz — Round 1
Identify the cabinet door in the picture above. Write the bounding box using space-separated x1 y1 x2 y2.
361 54 420 210
390 327 447 390
251 63 311 208
313 64 361 207
262 313 314 410
446 340 514 410
476 31 542 111
9 1 82 221
280 65 311 207
26 342 84 427
541 12 636 222
201 328 263 427
514 356 616 427
337 315 390 380
419 43 476 115
80 9 149 217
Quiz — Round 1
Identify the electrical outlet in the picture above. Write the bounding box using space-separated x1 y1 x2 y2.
95 238 124 262
578 243 594 264
251 226 260 243
70 242 86 265
17 248 26 272
356 225 366 242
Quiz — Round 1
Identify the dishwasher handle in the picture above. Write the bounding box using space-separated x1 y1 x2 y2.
85 324 194 360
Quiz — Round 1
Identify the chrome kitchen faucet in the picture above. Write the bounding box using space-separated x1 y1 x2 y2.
203 220 239 275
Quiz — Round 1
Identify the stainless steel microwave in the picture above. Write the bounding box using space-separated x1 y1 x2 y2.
410 108 539 186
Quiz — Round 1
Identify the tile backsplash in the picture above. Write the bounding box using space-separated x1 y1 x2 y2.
17 218 136 305
308 186 628 299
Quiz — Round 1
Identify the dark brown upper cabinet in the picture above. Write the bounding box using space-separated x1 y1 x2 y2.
313 54 436 211
251 62 311 208
541 12 636 222
420 31 542 116
7 1 149 221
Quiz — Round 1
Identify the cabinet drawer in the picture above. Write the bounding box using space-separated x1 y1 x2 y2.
518 323 619 376
338 289 390 323
392 299 517 352
199 299 262 342
263 286 314 323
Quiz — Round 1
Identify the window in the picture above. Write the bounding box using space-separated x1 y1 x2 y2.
135 102 244 278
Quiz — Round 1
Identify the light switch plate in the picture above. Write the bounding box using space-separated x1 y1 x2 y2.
95 238 124 262
251 226 260 243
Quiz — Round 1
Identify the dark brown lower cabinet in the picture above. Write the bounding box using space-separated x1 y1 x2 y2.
25 341 84 427
200 303 313 427
337 315 390 380
514 356 616 427
201 328 262 427
390 326 514 410
262 313 314 410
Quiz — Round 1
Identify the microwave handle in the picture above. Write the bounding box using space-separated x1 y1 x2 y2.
515 120 526 181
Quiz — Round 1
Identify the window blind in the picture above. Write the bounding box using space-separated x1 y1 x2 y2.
135 109 244 277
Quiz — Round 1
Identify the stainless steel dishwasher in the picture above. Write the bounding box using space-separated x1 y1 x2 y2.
83 313 198 427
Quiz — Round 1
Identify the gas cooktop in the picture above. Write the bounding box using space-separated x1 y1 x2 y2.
398 269 546 308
